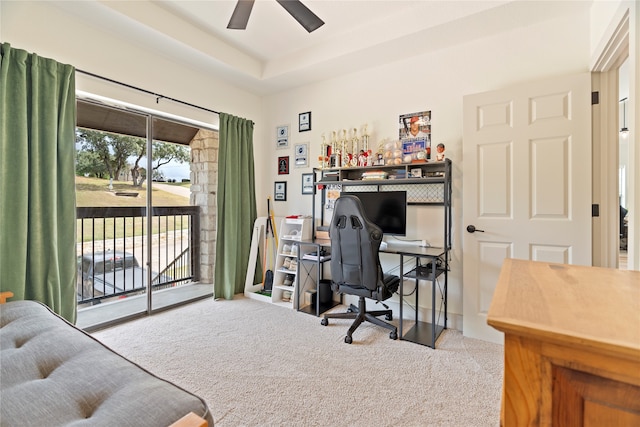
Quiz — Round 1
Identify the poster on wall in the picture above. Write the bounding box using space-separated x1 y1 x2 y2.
324 184 342 210
399 111 431 161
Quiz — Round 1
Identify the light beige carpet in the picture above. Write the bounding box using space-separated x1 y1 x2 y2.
93 297 504 426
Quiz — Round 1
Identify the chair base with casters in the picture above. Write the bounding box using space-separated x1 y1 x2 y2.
321 296 398 344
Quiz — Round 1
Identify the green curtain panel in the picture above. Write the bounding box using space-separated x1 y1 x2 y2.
0 43 77 322
215 113 257 299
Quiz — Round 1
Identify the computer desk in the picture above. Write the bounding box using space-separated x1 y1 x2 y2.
296 239 448 348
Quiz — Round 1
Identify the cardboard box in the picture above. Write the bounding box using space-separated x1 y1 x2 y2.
316 230 329 239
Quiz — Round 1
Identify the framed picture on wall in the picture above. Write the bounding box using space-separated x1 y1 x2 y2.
295 143 308 167
299 111 311 132
278 156 289 175
276 125 289 149
274 181 287 201
302 173 314 194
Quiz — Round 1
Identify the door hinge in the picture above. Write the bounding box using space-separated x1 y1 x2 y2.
592 91 599 105
592 204 600 217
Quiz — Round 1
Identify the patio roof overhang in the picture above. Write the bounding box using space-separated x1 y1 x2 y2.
77 100 200 145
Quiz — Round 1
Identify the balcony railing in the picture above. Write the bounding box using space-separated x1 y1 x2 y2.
76 206 200 306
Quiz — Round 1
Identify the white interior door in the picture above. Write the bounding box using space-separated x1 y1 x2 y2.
462 73 592 343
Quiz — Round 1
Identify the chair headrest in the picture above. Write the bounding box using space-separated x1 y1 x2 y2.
331 195 382 241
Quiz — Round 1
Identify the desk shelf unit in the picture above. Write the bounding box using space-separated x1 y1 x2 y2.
295 240 341 316
310 159 452 348
400 255 447 349
311 159 452 236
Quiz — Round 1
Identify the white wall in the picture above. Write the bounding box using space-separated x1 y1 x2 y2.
0 1 262 131
262 10 591 328
590 0 625 59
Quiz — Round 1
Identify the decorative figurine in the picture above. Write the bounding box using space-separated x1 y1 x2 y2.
436 143 446 161
357 150 367 167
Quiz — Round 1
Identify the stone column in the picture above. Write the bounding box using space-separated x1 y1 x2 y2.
190 129 218 284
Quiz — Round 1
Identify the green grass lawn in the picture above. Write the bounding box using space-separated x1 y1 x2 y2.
76 176 189 207
76 176 191 242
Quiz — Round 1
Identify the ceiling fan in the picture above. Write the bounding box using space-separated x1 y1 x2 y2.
227 0 325 33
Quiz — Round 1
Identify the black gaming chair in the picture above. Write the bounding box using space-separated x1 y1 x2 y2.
320 195 400 344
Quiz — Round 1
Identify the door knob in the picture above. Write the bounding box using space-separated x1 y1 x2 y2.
466 225 485 233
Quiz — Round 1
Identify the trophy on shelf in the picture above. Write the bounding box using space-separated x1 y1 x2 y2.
361 124 373 167
329 131 340 168
350 128 359 167
341 129 351 167
318 133 329 169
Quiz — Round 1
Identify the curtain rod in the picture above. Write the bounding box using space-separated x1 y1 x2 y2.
76 69 220 115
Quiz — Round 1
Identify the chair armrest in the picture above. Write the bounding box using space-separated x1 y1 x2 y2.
168 412 208 427
0 291 14 304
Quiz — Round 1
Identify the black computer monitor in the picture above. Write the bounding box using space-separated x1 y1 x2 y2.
341 191 407 236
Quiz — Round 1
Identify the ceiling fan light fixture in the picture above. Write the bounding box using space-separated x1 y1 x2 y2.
620 97 630 138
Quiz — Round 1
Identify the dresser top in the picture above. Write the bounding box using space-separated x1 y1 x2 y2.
488 259 640 359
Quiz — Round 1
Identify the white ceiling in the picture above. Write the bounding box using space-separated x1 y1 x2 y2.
54 0 591 95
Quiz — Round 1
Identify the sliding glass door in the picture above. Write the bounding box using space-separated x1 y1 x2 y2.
76 100 211 330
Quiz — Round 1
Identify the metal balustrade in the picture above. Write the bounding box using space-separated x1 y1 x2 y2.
76 206 200 306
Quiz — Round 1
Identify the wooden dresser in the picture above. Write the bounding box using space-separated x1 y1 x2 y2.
487 259 640 426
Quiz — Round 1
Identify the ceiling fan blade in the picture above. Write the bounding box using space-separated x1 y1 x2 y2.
276 0 325 33
227 0 255 30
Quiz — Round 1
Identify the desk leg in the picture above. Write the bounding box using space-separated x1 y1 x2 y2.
296 251 301 311
398 254 403 339
444 263 448 330
414 257 419 325
431 260 436 347
316 244 322 316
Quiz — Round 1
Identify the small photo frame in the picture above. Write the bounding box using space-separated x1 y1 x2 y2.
276 125 289 149
274 181 287 201
299 111 311 132
295 143 309 167
301 173 314 194
278 156 289 175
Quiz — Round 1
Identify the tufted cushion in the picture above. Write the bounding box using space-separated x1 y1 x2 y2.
0 300 213 427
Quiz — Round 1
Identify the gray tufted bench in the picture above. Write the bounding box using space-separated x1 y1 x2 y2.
0 299 214 427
